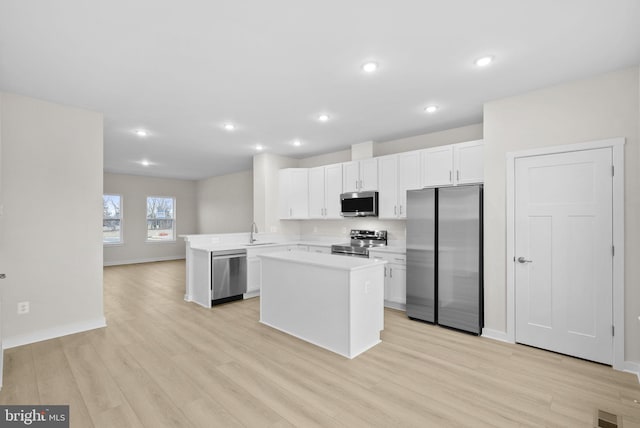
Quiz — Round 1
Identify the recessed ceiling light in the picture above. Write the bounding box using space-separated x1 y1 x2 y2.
474 56 494 67
140 160 150 166
293 140 302 147
134 129 148 137
318 114 330 122
223 123 236 131
255 144 264 151
424 105 439 114
362 62 378 73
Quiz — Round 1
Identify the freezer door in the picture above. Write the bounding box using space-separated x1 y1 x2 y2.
406 189 436 322
437 185 482 334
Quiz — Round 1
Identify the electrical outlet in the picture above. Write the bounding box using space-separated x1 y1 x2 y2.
313 226 318 233
342 227 347 234
17 301 30 315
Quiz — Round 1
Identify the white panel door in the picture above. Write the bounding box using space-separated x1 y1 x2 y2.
514 148 613 364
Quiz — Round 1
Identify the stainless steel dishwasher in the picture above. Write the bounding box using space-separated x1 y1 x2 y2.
211 248 247 305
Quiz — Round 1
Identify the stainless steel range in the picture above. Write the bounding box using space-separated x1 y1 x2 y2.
331 229 387 257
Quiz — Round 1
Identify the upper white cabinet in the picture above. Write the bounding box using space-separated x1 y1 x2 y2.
342 158 378 192
421 145 455 187
421 140 483 187
278 168 309 219
397 151 421 217
454 140 484 185
308 163 343 219
378 151 420 219
377 155 398 218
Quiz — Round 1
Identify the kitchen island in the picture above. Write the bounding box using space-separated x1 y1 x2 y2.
259 251 386 359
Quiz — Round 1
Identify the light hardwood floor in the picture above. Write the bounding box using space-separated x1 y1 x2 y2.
1 260 639 427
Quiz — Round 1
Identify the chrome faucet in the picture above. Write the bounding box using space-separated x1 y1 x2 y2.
250 222 258 243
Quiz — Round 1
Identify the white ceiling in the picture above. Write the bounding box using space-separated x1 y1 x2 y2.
1 1 639 180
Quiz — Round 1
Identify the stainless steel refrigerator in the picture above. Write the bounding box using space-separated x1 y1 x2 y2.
406 185 483 334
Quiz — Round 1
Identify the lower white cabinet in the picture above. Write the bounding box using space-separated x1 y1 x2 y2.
369 250 406 310
246 245 292 297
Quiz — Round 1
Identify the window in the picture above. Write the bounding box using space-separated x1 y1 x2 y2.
146 196 175 242
103 194 122 244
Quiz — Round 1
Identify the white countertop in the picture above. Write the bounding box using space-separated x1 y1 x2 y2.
190 242 291 252
259 251 387 271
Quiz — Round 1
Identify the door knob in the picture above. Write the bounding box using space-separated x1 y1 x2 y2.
517 257 532 263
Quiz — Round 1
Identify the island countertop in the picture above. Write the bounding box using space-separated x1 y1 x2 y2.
258 250 387 271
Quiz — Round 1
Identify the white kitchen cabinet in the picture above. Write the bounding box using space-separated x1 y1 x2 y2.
342 158 378 192
377 155 398 218
369 250 407 310
246 256 262 295
421 145 454 187
246 244 291 297
421 140 483 188
308 163 343 219
378 151 420 219
454 140 484 185
278 168 309 219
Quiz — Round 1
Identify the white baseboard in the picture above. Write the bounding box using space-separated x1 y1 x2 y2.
481 328 513 343
243 290 260 299
384 301 406 311
104 255 185 266
624 361 640 383
3 317 107 349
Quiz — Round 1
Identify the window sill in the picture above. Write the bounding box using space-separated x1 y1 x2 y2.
103 242 124 247
145 239 177 244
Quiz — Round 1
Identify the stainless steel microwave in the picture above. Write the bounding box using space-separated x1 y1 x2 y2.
340 191 378 217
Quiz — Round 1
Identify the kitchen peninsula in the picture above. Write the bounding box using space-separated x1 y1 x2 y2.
259 251 386 358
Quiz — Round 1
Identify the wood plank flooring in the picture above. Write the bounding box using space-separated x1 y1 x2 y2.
1 260 639 427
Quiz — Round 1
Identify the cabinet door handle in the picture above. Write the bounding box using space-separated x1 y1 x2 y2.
389 267 393 278
457 170 460 181
384 267 387 277
449 171 452 182
399 205 403 215
394 205 397 215
355 180 358 190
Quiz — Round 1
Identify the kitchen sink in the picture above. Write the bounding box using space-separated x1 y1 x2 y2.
245 242 276 246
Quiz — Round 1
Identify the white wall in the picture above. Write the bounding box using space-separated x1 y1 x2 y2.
103 173 197 265
253 153 301 236
374 123 483 157
0 93 104 347
197 170 253 233
483 66 640 363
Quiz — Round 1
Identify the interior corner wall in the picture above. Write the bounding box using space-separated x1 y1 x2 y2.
483 66 640 363
103 173 197 265
0 93 104 347
196 170 253 233
253 153 301 236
